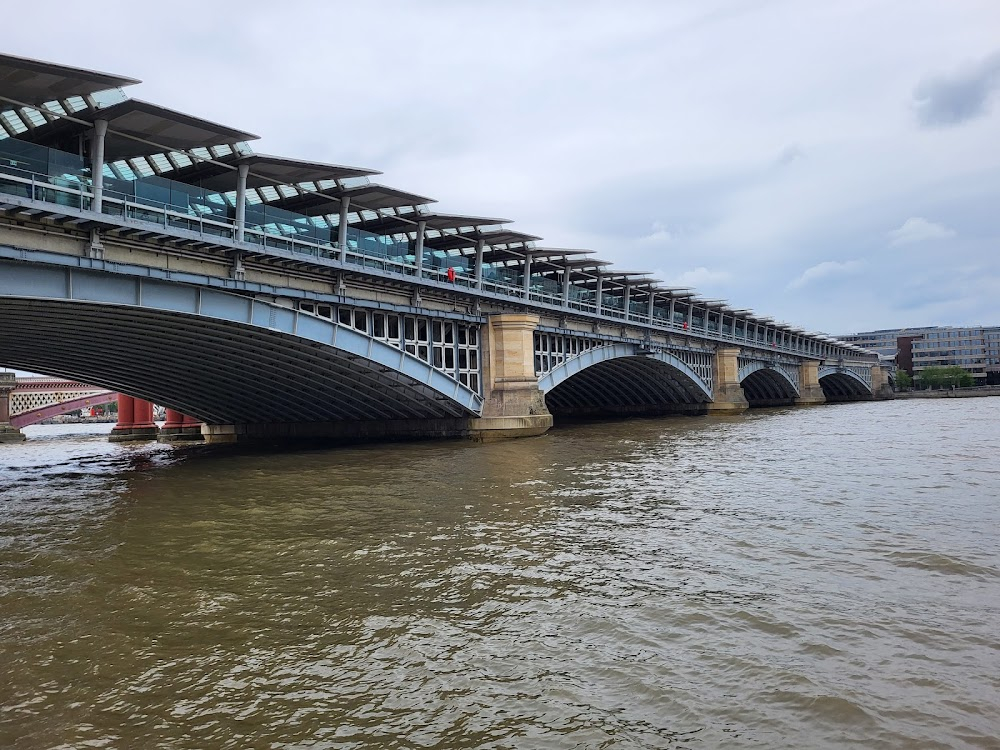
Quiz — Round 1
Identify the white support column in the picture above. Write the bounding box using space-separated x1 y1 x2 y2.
561 265 571 307
90 119 108 214
522 251 532 297
595 272 604 313
623 284 631 321
686 304 694 331
414 220 426 278
703 308 710 332
474 238 485 290
235 162 249 244
668 297 676 327
337 196 351 264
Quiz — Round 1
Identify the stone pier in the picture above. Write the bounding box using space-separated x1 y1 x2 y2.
796 360 827 406
706 347 749 414
0 372 25 442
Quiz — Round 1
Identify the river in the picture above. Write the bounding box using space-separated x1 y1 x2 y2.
2 399 999 749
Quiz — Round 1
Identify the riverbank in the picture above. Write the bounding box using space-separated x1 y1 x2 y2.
893 385 1000 399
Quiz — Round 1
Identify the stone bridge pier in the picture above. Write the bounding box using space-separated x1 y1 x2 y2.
0 372 25 443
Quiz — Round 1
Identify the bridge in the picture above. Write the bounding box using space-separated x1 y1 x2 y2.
0 373 115 441
0 53 889 444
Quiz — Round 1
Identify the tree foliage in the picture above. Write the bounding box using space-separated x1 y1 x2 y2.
895 370 912 389
916 366 974 389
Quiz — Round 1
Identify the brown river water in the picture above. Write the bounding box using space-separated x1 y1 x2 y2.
1 399 999 749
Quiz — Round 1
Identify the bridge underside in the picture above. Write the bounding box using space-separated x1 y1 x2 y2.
741 369 798 408
819 372 872 402
544 356 710 418
0 298 475 427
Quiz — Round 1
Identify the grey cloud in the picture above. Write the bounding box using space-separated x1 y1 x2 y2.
913 50 1000 127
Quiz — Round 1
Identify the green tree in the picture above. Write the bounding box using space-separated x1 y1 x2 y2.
917 366 974 389
895 370 912 389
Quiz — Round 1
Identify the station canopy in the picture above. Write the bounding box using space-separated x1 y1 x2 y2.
13 98 258 160
0 52 840 345
0 52 139 112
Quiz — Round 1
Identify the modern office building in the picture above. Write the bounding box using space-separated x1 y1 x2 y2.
839 326 1000 384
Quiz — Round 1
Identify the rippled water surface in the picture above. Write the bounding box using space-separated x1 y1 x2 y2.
2 400 1000 749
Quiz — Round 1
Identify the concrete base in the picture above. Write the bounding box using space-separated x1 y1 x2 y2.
705 384 749 414
157 426 204 443
109 426 160 442
201 415 553 445
794 385 827 406
0 424 25 442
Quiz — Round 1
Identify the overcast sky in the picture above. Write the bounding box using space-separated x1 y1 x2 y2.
6 0 1000 334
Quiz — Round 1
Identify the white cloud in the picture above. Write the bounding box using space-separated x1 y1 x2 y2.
663 266 732 289
638 221 673 245
887 217 957 246
788 260 864 290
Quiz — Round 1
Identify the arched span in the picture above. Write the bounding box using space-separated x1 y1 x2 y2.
818 366 872 402
11 391 117 428
738 362 799 405
0 261 483 424
538 344 713 417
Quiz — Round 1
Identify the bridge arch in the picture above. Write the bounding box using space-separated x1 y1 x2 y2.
738 362 799 406
0 261 483 425
10 391 117 428
818 366 872 402
538 344 712 417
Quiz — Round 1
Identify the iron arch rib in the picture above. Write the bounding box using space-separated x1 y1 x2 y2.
0 263 483 424
539 344 712 418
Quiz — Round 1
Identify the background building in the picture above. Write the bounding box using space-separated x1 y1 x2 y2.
839 326 1000 385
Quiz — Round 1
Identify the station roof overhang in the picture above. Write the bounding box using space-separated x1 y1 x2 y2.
353 212 512 238
161 152 380 191
267 183 436 215
0 52 140 112
15 98 259 160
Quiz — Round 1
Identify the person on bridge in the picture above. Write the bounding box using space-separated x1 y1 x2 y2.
447 267 456 283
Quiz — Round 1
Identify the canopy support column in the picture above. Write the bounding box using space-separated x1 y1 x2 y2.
337 196 351 264
522 251 532 297
474 238 485 290
595 272 603 313
414 220 426 278
235 162 249 244
90 119 108 214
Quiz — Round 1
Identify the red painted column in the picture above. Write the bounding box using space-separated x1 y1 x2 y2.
132 399 155 429
182 413 201 427
163 408 185 429
116 394 135 429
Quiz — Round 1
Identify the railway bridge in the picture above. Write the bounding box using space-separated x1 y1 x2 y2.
0 53 888 444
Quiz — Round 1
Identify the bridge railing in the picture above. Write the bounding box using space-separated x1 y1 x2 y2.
0 157 878 365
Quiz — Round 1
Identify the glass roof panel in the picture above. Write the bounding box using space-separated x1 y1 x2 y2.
88 88 128 109
0 111 27 134
64 96 88 113
148 153 172 173
22 108 46 127
42 100 67 116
